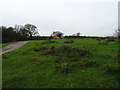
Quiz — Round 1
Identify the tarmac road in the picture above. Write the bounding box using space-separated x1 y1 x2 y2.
0 41 29 55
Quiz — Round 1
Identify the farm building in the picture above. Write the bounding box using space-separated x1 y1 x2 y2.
51 31 63 39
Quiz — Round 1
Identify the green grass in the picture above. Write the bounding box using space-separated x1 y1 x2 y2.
2 38 119 88
0 41 17 47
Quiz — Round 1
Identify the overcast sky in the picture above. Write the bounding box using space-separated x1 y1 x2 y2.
0 0 118 36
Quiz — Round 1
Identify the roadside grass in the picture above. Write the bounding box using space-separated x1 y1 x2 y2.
0 41 17 47
2 38 119 88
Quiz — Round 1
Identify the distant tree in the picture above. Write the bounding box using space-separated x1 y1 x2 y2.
1 24 40 43
19 29 29 40
76 32 81 36
118 29 120 38
0 27 2 43
72 34 76 36
24 24 39 39
14 25 24 32
2 26 16 42
113 29 120 38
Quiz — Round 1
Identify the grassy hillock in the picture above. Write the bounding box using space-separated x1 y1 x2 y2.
2 38 120 88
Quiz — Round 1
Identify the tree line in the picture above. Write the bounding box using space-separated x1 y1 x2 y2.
0 23 119 43
1 24 39 43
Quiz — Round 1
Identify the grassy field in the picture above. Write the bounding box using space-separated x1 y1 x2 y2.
2 38 120 88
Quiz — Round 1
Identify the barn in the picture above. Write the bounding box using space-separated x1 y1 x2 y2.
51 31 63 39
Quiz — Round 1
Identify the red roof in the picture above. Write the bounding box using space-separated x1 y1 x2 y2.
53 35 57 39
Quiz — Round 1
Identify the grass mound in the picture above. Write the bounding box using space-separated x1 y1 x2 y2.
40 45 92 58
55 45 91 58
34 45 95 74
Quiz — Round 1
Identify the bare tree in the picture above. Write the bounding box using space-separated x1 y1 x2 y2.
113 29 120 38
76 32 81 36
118 29 120 38
14 25 24 32
24 24 39 39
